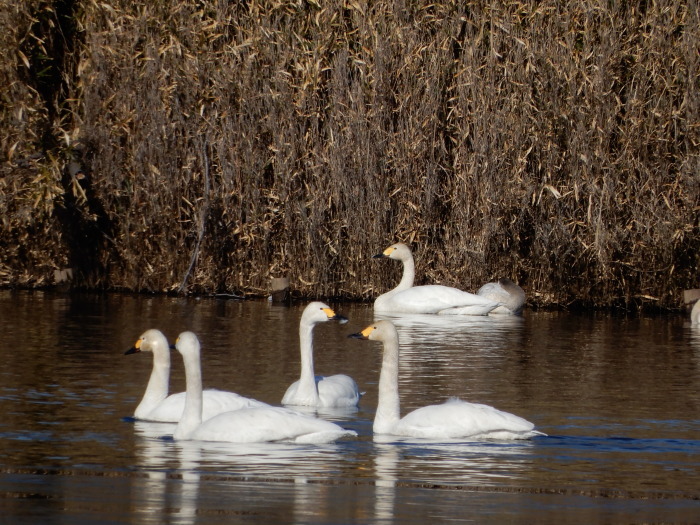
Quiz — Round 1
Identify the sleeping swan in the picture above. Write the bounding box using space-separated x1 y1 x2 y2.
349 320 544 440
373 243 499 315
477 278 526 315
281 302 361 408
126 329 266 422
173 331 357 444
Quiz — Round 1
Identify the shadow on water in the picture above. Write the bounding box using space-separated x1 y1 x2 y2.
0 291 699 523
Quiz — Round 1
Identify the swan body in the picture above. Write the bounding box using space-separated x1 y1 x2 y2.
349 320 543 440
477 278 526 315
282 302 361 408
174 331 357 444
373 243 499 315
126 329 266 423
692 300 700 325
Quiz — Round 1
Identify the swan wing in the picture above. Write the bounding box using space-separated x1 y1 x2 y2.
139 389 267 423
437 304 504 316
386 285 499 315
191 406 357 443
395 398 541 439
317 374 362 408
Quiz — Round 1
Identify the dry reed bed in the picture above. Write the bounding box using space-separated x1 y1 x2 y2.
1 0 698 309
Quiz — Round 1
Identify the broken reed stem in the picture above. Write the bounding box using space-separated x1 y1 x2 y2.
178 138 211 294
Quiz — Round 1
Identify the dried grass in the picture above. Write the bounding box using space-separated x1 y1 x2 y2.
1 0 698 309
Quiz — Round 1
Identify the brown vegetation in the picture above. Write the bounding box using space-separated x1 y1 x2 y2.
1 0 698 309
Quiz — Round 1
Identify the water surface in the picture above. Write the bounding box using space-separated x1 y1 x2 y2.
1 290 699 523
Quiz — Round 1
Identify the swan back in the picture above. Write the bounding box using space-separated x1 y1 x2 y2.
191 405 357 444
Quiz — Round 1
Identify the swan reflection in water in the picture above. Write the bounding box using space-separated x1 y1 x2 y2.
373 439 399 523
374 311 524 351
373 433 539 479
372 433 540 522
132 421 351 523
131 421 176 523
133 421 203 524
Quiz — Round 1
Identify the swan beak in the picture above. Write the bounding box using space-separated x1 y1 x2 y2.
323 307 349 324
125 338 143 355
373 246 393 259
348 325 374 340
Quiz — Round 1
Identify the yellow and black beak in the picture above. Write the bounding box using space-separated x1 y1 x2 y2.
372 246 394 259
323 307 349 324
125 338 142 355
348 325 375 340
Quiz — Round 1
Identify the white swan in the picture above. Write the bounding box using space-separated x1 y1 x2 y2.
281 302 361 408
173 331 357 444
691 300 700 325
477 278 526 315
373 243 500 315
349 320 544 439
126 329 266 423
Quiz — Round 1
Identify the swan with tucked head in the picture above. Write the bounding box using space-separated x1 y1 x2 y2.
173 331 357 443
691 300 700 325
281 302 361 408
349 320 544 439
373 243 499 315
125 329 266 422
477 278 526 315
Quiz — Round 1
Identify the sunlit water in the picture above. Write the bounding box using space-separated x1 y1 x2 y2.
0 290 699 523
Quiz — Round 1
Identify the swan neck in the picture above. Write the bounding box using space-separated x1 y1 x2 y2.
174 347 203 439
374 336 401 434
135 344 170 418
396 253 415 291
296 321 320 402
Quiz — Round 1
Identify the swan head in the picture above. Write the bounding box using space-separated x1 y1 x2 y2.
125 328 169 355
173 331 201 358
301 301 348 325
372 243 412 262
348 320 398 342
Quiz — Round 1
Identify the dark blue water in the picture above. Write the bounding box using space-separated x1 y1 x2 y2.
0 290 698 523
